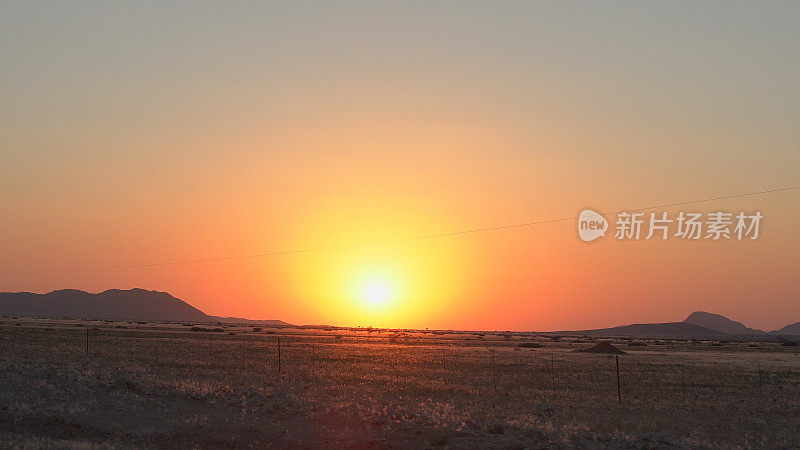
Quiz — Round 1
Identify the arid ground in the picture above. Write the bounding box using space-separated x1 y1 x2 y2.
1 316 798 448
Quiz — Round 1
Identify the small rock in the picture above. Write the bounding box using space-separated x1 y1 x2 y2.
571 434 598 448
527 429 548 442
643 432 686 448
535 402 555 417
427 432 449 446
487 423 505 434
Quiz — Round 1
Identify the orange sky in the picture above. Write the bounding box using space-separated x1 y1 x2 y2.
1 2 798 331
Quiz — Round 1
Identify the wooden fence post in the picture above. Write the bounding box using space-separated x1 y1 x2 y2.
491 348 497 393
616 355 621 403
758 363 763 401
681 365 686 409
277 336 281 375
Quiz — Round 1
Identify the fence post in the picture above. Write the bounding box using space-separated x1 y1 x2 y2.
616 355 621 403
681 365 686 409
551 354 556 398
85 327 89 355
491 348 497 393
277 336 281 376
758 363 764 412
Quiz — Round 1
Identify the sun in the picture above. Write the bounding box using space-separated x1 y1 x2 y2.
352 267 399 311
364 281 389 306
359 278 394 309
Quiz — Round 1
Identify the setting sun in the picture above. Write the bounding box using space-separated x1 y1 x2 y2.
352 268 399 313
363 281 390 307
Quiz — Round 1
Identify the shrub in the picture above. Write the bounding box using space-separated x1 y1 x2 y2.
517 342 543 348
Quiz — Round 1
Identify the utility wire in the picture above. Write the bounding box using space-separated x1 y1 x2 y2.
1 184 797 275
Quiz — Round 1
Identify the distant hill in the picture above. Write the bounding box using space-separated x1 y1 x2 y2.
206 316 291 326
564 311 800 338
773 322 800 336
0 289 289 325
0 289 207 322
683 311 765 335
574 322 726 338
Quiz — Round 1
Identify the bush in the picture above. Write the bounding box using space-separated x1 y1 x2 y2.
517 342 543 348
190 326 224 332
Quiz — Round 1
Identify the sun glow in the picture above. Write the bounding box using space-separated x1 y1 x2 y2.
353 269 398 311
282 191 472 328
363 281 390 306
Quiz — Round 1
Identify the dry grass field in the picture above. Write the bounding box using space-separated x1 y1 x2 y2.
1 316 799 449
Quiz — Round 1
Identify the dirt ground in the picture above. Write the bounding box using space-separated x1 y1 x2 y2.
1 316 798 448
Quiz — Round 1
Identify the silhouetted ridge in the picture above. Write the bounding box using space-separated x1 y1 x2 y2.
683 311 764 335
774 322 800 335
572 322 726 337
0 288 291 325
0 289 207 322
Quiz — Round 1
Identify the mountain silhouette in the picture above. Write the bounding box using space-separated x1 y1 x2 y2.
574 322 726 337
569 311 800 338
774 322 800 335
683 311 765 335
0 289 288 325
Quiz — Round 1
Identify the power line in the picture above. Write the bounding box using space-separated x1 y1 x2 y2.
1 184 797 276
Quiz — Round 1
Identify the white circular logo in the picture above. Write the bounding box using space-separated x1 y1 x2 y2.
578 209 608 242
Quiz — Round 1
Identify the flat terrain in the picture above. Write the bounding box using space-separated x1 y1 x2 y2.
1 316 799 448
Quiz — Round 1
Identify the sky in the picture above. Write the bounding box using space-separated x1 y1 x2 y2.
1 1 798 331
